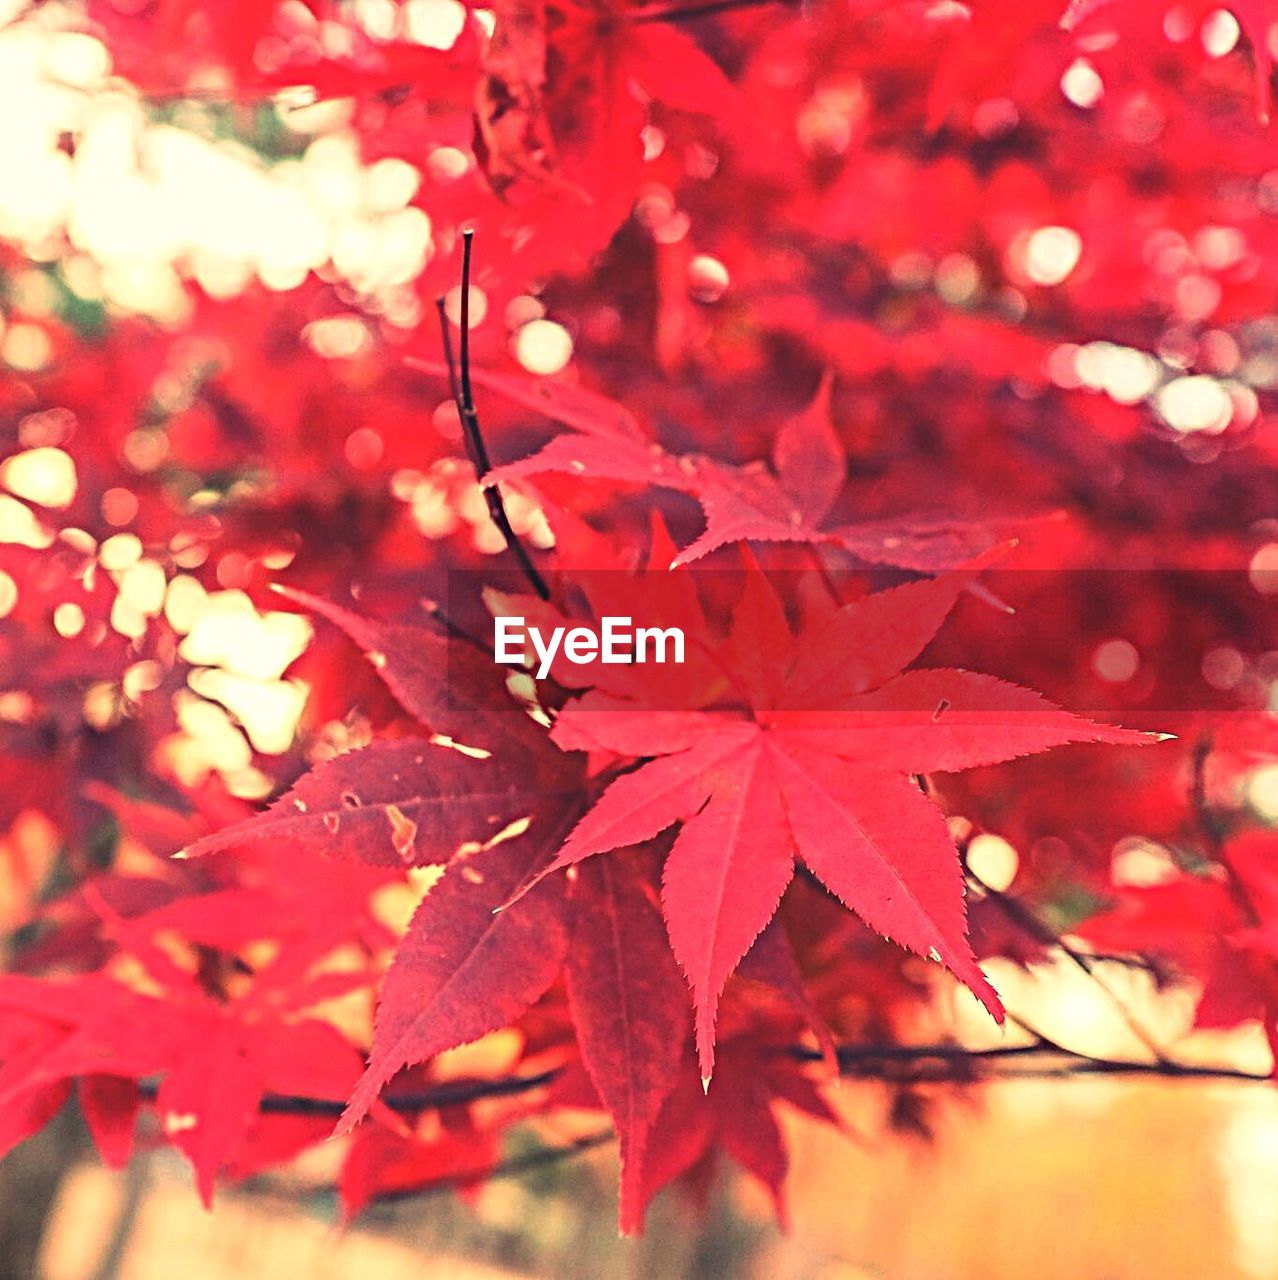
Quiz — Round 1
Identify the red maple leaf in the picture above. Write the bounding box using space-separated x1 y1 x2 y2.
474 0 746 259
177 593 587 1131
564 847 690 1230
1080 829 1278 1067
512 558 1161 1080
489 373 1038 570
630 1023 839 1230
0 968 366 1204
339 1110 502 1220
184 590 582 871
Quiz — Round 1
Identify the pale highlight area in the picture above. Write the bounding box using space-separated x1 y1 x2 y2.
25 949 1278 1278
0 7 432 324
0 447 77 508
177 590 312 681
0 810 59 931
162 589 313 795
1023 225 1083 285
1006 224 1081 288
41 1163 525 1280
965 832 1018 891
749 956 1278 1280
1045 339 1254 446
512 319 573 375
760 1076 1278 1280
0 483 318 795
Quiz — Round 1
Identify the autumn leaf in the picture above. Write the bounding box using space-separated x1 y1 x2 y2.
183 589 581 868
490 375 1038 570
521 563 1160 1078
565 848 689 1231
632 1028 838 1229
338 836 572 1131
475 0 745 251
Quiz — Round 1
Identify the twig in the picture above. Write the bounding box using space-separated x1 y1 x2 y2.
438 232 550 600
792 1040 1270 1085
1189 734 1229 856
966 865 1172 1063
339 1044 1270 1210
631 0 795 24
130 1039 1269 1129
978 1059 1269 1083
1190 734 1266 930
999 1008 1070 1055
136 1067 561 1116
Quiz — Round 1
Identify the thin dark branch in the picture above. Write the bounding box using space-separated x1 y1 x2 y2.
438 234 550 600
419 597 503 659
337 1045 1269 1211
1190 733 1228 854
457 232 480 431
435 295 465 410
631 0 794 24
123 1037 1272 1215
1191 734 1265 930
1075 951 1165 976
90 1151 150 1280
130 1040 1269 1129
136 1068 562 1116
830 1041 1045 1064
998 1009 1070 1056
982 1060 1269 1083
790 1039 1269 1086
966 866 1171 1063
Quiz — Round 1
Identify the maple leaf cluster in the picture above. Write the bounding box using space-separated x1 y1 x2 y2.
0 0 1277 1238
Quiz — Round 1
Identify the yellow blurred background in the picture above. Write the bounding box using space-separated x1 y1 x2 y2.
17 951 1278 1280
30 1068 1278 1280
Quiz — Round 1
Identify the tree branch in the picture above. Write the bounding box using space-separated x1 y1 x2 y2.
130 1038 1269 1129
793 1040 1269 1085
966 864 1172 1063
331 1043 1270 1211
631 0 796 24
438 232 550 600
135 1067 562 1116
130 794 1271 1204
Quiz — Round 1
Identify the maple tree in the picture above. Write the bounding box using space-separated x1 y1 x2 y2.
3 0 1278 1261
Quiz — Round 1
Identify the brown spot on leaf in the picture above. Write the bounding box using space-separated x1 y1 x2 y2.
386 803 418 861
